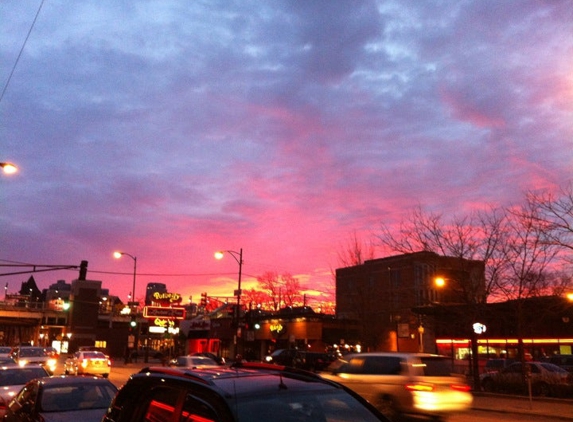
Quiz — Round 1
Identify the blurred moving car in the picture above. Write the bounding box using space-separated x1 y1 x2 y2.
64 351 111 378
10 347 57 374
102 362 390 422
168 355 220 369
5 375 117 422
480 361 573 397
321 352 472 421
0 366 50 418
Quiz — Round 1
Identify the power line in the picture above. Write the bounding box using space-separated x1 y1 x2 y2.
0 0 45 103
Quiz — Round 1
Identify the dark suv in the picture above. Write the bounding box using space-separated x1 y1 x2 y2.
102 362 389 422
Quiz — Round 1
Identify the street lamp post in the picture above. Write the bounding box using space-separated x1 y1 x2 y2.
113 251 137 310
114 251 138 362
214 248 243 358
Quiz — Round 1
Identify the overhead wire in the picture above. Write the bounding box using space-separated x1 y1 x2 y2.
0 0 45 103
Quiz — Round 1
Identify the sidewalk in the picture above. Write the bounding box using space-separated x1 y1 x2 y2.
472 392 573 421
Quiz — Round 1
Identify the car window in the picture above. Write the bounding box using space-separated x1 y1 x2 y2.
180 393 220 422
541 363 568 373
143 386 181 422
362 356 402 375
237 390 382 422
418 357 454 376
339 357 366 374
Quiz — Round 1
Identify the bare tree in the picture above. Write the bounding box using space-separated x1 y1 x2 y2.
337 230 376 267
256 271 304 310
525 182 573 263
378 205 507 303
280 273 302 307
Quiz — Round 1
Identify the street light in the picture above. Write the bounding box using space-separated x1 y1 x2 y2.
0 162 17 175
215 248 243 355
113 251 138 310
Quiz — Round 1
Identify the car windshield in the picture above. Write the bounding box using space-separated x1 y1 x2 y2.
19 348 47 357
236 389 382 422
0 367 48 385
84 352 106 359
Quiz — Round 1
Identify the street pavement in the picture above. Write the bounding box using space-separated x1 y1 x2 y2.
107 360 573 421
472 392 573 421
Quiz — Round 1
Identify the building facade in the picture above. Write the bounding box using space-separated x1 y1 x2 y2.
336 251 486 353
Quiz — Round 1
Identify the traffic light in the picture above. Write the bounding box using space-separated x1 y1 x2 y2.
200 292 208 307
130 314 137 328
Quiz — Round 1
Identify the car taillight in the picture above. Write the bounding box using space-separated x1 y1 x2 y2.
81 359 89 368
405 382 435 392
107 359 112 367
450 383 472 392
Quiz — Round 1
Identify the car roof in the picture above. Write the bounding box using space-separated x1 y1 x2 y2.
138 363 343 397
39 375 117 386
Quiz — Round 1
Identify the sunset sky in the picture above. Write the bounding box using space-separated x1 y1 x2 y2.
1 1 572 309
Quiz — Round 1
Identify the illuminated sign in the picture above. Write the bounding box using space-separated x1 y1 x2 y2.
143 306 186 319
152 292 182 305
270 323 285 335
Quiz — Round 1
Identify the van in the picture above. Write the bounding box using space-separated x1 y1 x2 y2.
321 352 472 421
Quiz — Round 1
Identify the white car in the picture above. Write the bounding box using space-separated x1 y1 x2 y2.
64 351 111 378
11 346 57 374
321 352 473 421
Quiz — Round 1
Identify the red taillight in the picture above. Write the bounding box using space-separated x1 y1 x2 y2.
0 396 6 411
405 383 435 392
450 383 472 392
107 359 112 367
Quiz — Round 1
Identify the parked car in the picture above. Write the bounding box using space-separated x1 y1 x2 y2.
64 350 111 378
0 366 50 418
0 356 17 366
265 348 337 371
189 352 226 365
10 347 57 374
480 361 573 397
321 352 473 421
540 354 573 373
483 358 515 373
168 355 220 369
5 375 117 422
0 347 12 358
102 362 390 422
